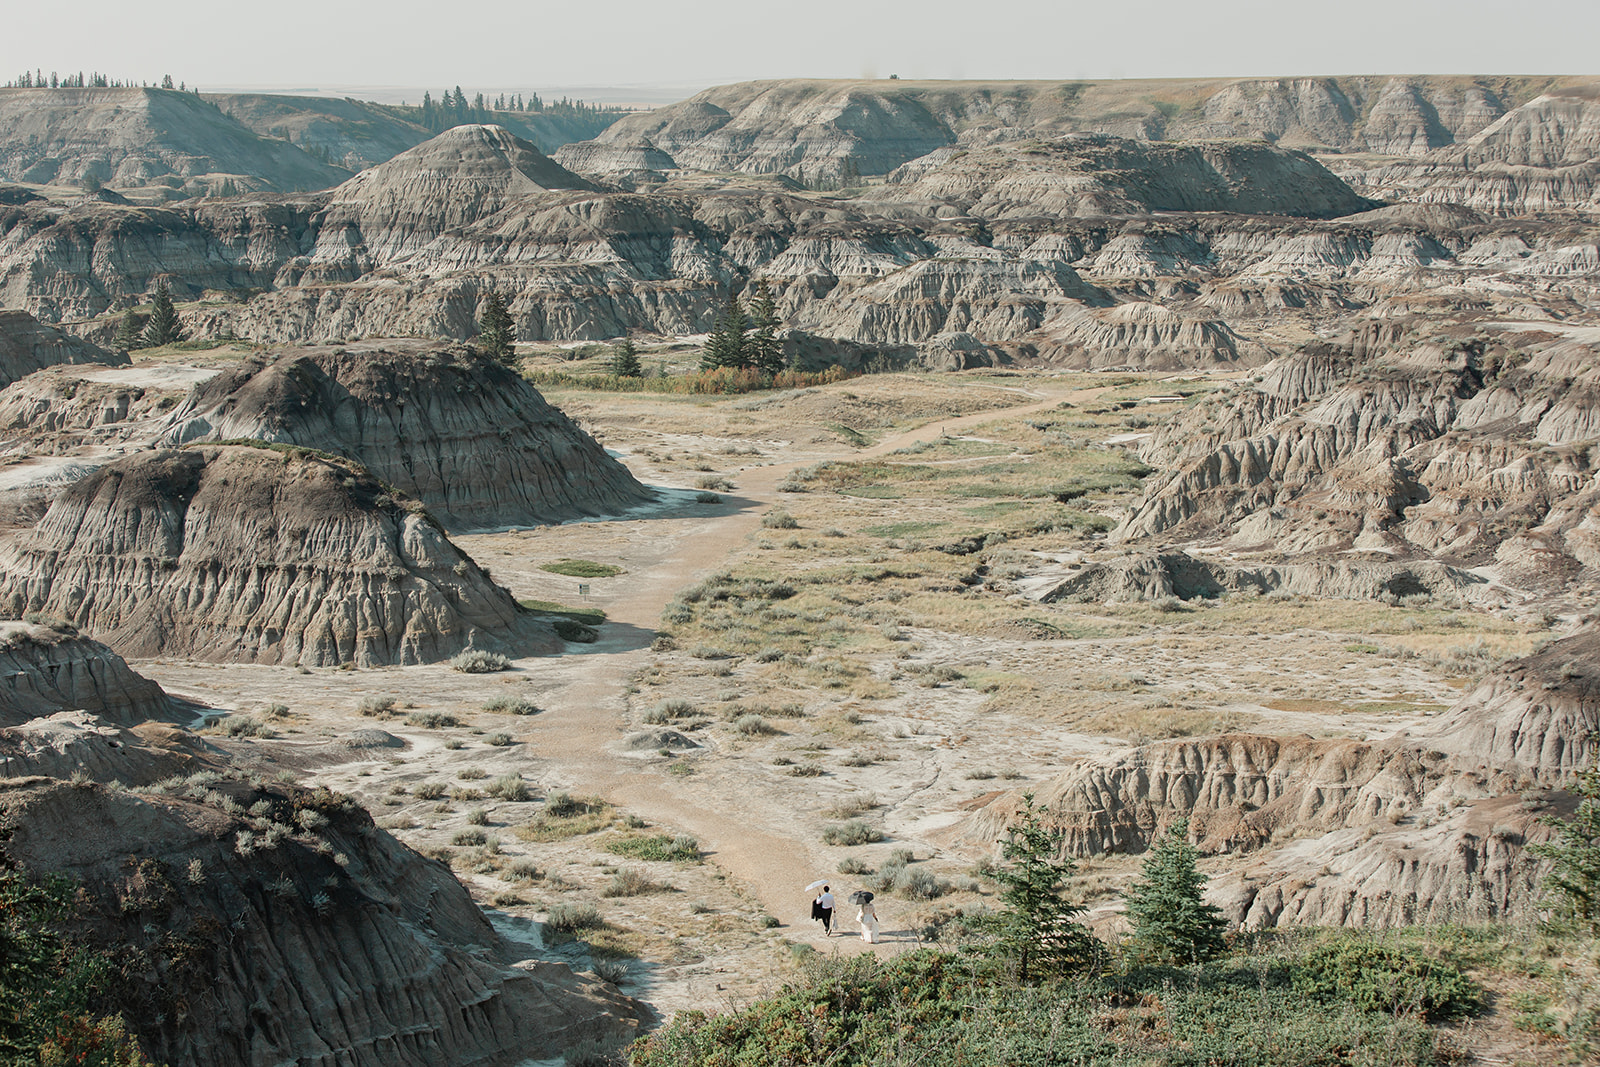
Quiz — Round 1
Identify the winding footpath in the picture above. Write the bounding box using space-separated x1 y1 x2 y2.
526 381 1112 943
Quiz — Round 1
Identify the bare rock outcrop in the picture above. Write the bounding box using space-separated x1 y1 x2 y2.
553 138 678 180
161 342 653 529
0 445 549 666
0 309 124 388
0 768 643 1065
0 620 174 724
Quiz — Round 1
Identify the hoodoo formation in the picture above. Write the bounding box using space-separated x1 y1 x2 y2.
0 445 547 666
162 341 654 529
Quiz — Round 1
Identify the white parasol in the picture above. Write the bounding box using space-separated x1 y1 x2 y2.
804 879 830 891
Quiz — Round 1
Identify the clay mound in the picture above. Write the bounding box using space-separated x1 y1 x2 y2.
0 771 642 1065
0 309 125 389
0 713 202 781
0 620 174 725
554 138 678 179
161 341 653 529
883 134 1373 220
0 444 551 667
308 125 596 273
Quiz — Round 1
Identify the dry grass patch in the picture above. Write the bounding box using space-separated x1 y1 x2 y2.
519 796 616 842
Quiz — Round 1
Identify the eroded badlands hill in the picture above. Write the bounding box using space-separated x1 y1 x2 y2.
962 627 1599 929
0 444 547 666
162 341 653 529
0 733 643 1065
0 308 124 386
0 618 173 725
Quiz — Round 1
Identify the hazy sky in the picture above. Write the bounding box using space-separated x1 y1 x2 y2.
6 0 1597 104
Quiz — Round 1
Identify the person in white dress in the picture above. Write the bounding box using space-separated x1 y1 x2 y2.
858 900 880 943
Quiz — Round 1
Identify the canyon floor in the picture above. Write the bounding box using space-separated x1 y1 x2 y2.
133 353 1552 1037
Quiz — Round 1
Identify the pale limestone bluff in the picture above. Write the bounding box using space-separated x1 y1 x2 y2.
160 342 654 529
0 621 174 725
956 628 1599 929
0 86 347 194
0 309 124 387
1114 328 1600 589
303 125 595 279
0 445 550 667
882 135 1373 220
0 766 643 1065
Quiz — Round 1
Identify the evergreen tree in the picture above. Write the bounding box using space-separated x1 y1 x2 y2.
744 280 784 375
984 794 1100 981
1531 762 1600 931
700 294 749 370
112 310 143 351
610 337 642 378
140 283 184 348
1124 817 1227 963
477 290 516 363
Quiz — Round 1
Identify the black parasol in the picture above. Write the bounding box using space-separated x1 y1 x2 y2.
848 890 874 905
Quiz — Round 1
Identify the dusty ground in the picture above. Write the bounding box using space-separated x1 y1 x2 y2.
139 364 1549 1022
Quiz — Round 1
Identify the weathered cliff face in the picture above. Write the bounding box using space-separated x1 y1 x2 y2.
0 714 202 780
0 620 174 725
0 309 123 386
0 769 643 1066
0 445 549 666
161 342 653 529
0 86 348 193
959 627 1599 929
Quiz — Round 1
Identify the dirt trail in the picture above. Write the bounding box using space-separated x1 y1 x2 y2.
527 382 1109 942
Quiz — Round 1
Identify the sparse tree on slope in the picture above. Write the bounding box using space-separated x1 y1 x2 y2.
744 280 784 375
477 290 516 364
984 794 1100 981
1123 817 1227 963
611 337 642 378
112 310 143 351
1531 762 1600 931
700 294 748 370
140 283 184 348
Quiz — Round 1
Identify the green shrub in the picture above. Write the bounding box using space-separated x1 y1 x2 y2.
761 510 799 529
415 782 446 800
485 775 531 802
734 714 776 736
545 903 602 932
821 820 883 846
607 834 701 862
483 696 541 715
540 559 623 578
602 868 665 897
554 619 600 642
1292 937 1479 1021
450 650 511 673
451 829 488 846
406 712 461 729
484 732 516 746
